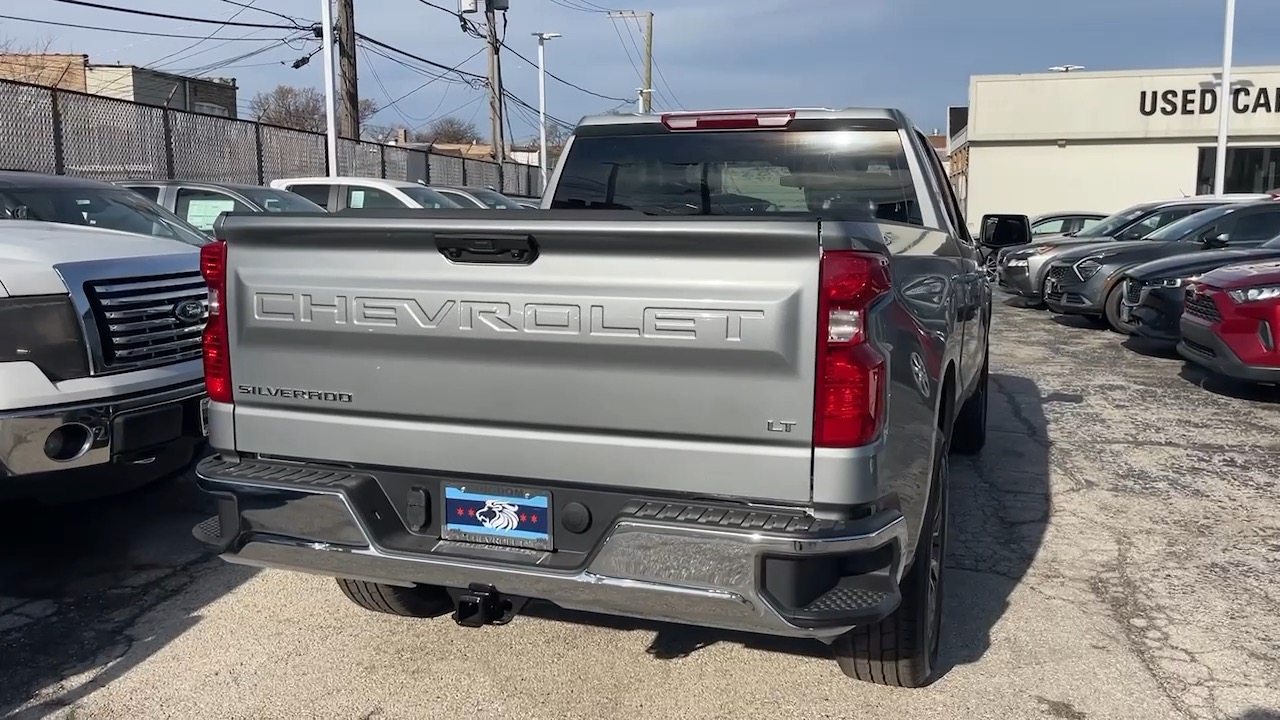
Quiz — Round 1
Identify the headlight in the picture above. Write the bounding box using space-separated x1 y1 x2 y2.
1074 255 1104 280
1155 276 1197 288
0 295 90 381
1006 258 1029 267
1227 285 1280 304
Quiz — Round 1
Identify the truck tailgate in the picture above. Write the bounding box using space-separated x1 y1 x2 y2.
220 212 821 503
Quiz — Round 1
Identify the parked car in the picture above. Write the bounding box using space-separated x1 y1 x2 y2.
1178 259 1280 384
0 219 209 501
429 186 526 209
114 179 327 233
1043 201 1280 333
0 170 211 245
1029 210 1107 237
1123 234 1280 343
266 177 462 211
192 107 1013 688
995 195 1275 303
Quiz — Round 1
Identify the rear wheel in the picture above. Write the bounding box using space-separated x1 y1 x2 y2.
336 579 453 618
833 432 949 687
1103 284 1136 335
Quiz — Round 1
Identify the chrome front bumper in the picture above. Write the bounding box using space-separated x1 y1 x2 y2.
196 456 909 640
0 381 207 478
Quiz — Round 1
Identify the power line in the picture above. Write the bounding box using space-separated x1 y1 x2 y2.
497 38 629 103
547 0 605 12
358 42 483 88
360 45 421 128
181 39 296 76
370 46 486 118
143 1 259 71
156 28 293 71
407 0 629 103
0 13 288 40
355 33 488 83
218 0 308 27
503 88 572 129
43 0 298 30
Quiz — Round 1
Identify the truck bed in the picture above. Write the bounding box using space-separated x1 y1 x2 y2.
217 210 824 503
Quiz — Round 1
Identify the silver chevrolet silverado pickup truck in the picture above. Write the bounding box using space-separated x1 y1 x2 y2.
193 108 1025 687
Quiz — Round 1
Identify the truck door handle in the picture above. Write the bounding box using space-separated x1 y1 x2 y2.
435 234 539 264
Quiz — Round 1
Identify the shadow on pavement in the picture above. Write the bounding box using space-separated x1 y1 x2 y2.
525 373 1052 682
1050 313 1108 330
1001 295 1044 310
0 456 256 717
1121 336 1181 360
1232 711 1280 720
1178 364 1280 403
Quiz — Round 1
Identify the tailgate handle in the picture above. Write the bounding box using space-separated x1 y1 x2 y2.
435 234 539 264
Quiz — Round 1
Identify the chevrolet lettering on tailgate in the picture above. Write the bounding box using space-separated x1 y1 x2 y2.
251 291 767 341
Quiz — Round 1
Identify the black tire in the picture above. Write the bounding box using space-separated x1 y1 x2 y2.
949 356 988 456
833 432 950 687
1103 283 1136 335
336 578 453 618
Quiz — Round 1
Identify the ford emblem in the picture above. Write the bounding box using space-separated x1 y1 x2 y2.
172 298 206 325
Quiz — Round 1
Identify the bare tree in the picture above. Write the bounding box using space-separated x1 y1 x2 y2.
545 122 568 148
413 116 482 144
0 32 69 87
249 84 379 134
544 122 570 163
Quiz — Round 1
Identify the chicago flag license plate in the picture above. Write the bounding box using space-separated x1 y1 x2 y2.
441 483 552 551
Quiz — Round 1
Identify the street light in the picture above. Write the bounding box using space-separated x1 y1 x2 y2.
1213 0 1236 196
532 31 561 189
320 0 339 176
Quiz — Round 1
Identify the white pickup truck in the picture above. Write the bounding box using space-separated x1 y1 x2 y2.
0 174 212 501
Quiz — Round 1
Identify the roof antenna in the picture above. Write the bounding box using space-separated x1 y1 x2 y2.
1179 188 1188 197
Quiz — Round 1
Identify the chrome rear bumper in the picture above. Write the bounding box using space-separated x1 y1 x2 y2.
195 456 908 639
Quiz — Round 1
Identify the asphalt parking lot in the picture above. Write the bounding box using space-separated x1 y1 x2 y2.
1 296 1278 720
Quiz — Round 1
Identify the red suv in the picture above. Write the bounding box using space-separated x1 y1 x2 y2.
1179 260 1280 383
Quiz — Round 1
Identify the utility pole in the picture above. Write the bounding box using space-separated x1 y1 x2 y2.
318 0 339 175
335 0 360 139
484 0 507 163
608 11 653 113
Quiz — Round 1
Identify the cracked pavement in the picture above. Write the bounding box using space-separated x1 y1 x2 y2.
1 298 1278 720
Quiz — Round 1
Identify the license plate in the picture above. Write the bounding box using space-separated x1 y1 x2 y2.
199 397 210 437
441 483 552 551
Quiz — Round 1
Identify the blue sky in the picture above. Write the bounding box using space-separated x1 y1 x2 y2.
3 0 1278 141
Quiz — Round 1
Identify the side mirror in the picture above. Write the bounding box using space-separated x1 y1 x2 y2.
978 213 1032 248
1203 231 1229 248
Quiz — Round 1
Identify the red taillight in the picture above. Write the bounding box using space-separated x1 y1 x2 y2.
814 251 891 448
200 239 232 404
660 110 795 131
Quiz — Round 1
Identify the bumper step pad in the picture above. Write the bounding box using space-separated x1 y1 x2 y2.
789 573 900 626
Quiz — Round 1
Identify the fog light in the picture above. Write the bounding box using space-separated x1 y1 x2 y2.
1260 321 1275 352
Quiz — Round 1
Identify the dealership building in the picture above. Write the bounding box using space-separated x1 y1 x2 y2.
948 65 1280 228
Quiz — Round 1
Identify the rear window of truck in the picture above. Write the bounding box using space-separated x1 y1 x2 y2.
550 127 922 225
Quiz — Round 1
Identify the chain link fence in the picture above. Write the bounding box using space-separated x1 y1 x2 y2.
0 77 543 197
